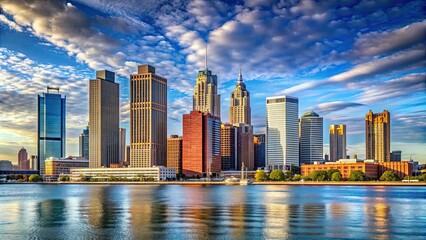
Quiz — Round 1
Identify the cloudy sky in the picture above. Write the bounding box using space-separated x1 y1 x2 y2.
0 0 425 164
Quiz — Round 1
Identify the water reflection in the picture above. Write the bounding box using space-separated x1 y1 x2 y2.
0 185 425 239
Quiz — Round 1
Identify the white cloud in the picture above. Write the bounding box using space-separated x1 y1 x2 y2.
0 14 22 32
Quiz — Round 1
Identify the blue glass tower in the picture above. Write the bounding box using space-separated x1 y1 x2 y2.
37 87 66 174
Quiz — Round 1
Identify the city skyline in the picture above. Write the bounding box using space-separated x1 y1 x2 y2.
0 0 425 163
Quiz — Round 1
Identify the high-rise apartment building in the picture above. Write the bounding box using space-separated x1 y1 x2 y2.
37 87 66 174
300 111 323 165
89 70 119 168
221 123 238 171
366 110 391 162
79 126 89 159
254 134 266 169
167 135 182 174
18 147 29 170
266 96 299 168
230 70 251 125
193 68 220 118
130 65 167 167
329 124 346 162
119 128 126 163
182 111 221 177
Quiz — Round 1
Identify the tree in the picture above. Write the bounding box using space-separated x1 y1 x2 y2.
29 174 40 182
292 174 301 181
255 170 267 182
331 172 342 181
348 170 364 181
309 170 327 181
380 171 398 181
284 171 292 181
269 169 285 181
326 169 340 180
290 165 301 174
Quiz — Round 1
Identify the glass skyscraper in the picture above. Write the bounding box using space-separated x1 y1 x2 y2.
37 87 66 174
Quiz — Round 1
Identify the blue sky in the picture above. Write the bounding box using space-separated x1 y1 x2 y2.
0 0 425 164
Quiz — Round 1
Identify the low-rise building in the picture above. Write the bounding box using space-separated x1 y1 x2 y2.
70 166 176 181
377 161 412 179
44 157 89 176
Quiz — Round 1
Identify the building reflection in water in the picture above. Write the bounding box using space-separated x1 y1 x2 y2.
37 199 67 227
364 190 390 240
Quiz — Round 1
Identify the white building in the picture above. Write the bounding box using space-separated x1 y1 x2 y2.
300 111 323 165
70 166 176 181
266 95 299 169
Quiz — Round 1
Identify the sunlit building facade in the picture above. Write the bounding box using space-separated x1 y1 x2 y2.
89 70 119 168
266 96 299 169
193 68 220 118
366 110 391 162
167 135 182 174
130 65 167 168
37 87 66 174
329 124 346 162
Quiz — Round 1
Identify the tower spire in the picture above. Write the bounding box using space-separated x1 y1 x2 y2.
238 67 243 83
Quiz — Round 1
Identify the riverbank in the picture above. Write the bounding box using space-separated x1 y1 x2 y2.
2 181 426 186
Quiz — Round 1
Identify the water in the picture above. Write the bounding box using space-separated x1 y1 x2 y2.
0 184 425 239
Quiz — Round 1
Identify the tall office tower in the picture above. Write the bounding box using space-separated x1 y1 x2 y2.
366 110 391 162
193 66 220 118
37 87 66 174
182 111 221 177
119 128 126 163
29 155 38 170
89 70 119 168
230 70 251 125
18 147 29 170
390 151 402 161
300 111 323 165
79 126 89 159
130 65 167 167
254 134 266 169
167 135 183 174
236 123 254 170
221 123 238 171
329 124 346 162
266 96 299 169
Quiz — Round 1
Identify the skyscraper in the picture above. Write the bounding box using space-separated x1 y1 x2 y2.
266 96 299 169
300 111 323 165
182 111 221 177
119 128 126 163
366 110 391 162
230 70 251 125
130 65 167 167
89 70 119 168
37 87 66 174
167 135 182 174
79 126 89 159
236 123 255 170
329 124 346 162
221 123 238 171
18 147 29 170
193 65 220 118
254 134 266 169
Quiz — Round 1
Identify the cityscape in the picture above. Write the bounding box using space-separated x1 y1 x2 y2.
0 0 425 239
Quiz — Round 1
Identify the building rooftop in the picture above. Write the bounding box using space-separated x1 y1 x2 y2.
302 111 319 117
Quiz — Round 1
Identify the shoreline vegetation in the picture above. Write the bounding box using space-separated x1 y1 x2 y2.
1 181 425 186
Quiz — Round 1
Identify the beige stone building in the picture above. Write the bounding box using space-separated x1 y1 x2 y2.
366 110 390 162
130 65 167 167
193 68 220 118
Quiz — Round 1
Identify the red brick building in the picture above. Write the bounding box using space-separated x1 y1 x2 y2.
182 111 221 177
378 161 412 179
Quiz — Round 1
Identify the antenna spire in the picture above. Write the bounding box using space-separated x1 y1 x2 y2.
205 44 208 70
238 66 243 83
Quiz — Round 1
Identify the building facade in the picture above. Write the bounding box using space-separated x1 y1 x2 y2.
44 157 89 176
300 111 323 165
167 135 182 174
119 128 126 163
70 166 176 181
182 111 221 177
378 161 412 179
37 87 66 174
221 123 238 171
266 96 299 169
254 134 266 169
366 110 391 162
79 126 89 159
236 123 254 170
18 147 29 170
29 155 38 170
230 70 251 125
193 68 220 118
329 124 346 162
89 70 119 168
301 162 378 179
130 65 167 168
390 151 402 161
0 160 13 171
